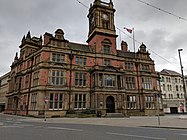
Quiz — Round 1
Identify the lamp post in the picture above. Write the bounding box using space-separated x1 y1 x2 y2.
178 49 187 111
157 73 162 125
68 50 74 112
157 93 161 125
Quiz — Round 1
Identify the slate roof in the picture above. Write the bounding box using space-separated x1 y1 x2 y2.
68 42 93 53
160 69 181 76
117 50 136 58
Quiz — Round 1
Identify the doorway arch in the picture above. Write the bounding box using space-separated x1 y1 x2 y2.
106 96 115 113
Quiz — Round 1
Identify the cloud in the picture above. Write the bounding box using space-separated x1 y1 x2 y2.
0 0 187 76
0 41 14 75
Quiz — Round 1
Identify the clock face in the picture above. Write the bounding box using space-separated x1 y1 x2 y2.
102 14 109 20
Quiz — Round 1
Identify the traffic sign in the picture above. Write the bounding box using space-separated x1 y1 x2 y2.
44 97 49 102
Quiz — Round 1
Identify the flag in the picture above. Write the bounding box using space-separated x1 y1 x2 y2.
124 27 133 33
124 27 136 54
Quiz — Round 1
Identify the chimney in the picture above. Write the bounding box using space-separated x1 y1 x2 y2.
121 41 128 52
44 32 53 45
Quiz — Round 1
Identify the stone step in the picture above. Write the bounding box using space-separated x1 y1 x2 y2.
105 113 125 118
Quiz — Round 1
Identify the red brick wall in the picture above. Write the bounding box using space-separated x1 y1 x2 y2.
88 34 117 55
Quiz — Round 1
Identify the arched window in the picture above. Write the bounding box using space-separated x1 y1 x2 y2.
162 76 165 82
175 78 177 83
180 85 182 91
102 39 112 54
176 85 179 91
170 85 172 91
104 74 116 87
163 84 165 91
177 93 180 98
167 85 169 91
171 94 173 99
102 21 109 29
181 93 183 98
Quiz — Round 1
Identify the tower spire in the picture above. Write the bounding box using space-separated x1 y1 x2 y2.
87 0 117 43
109 0 113 7
14 52 18 61
94 0 101 5
26 31 31 40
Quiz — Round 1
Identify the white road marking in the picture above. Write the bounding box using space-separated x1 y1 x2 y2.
20 124 34 127
47 126 83 132
34 126 44 128
178 133 187 136
14 121 22 124
12 123 34 127
1 126 23 128
141 127 187 132
106 132 166 140
167 128 187 132
5 121 13 123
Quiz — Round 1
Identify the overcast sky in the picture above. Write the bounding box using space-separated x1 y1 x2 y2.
0 0 187 76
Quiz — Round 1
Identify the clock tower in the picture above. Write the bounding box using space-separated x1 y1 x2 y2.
87 0 118 54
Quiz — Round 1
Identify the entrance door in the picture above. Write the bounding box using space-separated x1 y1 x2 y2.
106 96 115 113
170 107 178 114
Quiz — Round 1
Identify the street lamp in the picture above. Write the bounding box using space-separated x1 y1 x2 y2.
68 50 74 112
178 49 187 111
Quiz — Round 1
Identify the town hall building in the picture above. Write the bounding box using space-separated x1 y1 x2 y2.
5 0 163 117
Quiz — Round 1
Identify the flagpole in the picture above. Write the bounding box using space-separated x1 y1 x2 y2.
132 27 136 54
124 27 136 55
118 28 122 48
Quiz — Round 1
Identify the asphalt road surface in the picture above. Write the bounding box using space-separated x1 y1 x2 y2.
1 114 187 140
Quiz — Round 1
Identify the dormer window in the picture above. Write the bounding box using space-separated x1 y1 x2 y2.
55 29 64 40
103 45 110 54
56 35 61 40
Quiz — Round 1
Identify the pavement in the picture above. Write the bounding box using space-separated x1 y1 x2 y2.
1 113 187 129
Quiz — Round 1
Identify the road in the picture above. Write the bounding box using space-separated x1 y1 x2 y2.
1 114 187 140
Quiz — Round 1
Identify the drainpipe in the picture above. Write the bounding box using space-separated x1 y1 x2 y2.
135 61 141 112
89 69 92 109
26 56 34 116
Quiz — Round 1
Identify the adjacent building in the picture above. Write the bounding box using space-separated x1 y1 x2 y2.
160 69 186 113
0 72 10 111
4 0 162 117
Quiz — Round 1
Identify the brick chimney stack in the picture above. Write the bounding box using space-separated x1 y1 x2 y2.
44 32 53 45
121 41 128 52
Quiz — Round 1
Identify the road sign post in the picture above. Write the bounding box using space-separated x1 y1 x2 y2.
44 97 49 121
